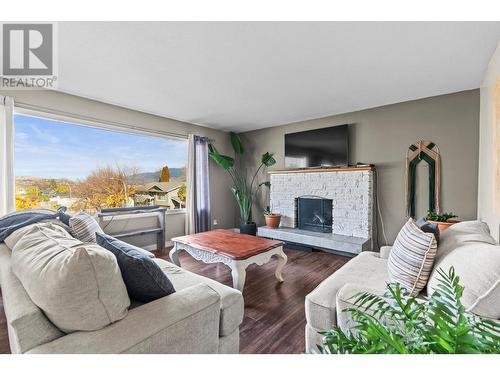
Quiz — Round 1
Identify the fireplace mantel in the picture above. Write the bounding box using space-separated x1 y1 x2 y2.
268 166 374 174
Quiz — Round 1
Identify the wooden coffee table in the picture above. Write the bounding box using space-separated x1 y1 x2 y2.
170 229 287 291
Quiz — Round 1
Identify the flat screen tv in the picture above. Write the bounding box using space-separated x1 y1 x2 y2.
285 125 349 168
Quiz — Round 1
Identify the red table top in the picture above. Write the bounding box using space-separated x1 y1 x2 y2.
172 229 283 260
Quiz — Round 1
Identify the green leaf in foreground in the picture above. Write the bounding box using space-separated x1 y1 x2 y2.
316 267 500 354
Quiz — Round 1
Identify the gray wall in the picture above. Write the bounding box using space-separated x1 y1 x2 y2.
1 89 236 231
240 90 480 246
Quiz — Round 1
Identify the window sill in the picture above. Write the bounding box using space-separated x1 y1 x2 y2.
99 208 186 221
165 208 187 216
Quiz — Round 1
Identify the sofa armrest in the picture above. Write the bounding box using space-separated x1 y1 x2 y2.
27 283 221 354
335 283 389 334
379 246 392 259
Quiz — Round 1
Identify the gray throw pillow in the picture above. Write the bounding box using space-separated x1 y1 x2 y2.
96 233 175 302
69 212 104 242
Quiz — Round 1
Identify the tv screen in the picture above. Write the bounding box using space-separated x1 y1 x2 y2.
285 125 349 168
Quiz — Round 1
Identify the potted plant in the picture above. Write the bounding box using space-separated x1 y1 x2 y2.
208 132 276 236
264 207 281 228
317 267 500 354
426 210 459 232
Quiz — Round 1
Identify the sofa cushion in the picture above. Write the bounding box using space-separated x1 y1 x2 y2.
388 218 437 296
0 243 64 353
153 257 244 336
335 282 429 335
434 220 496 265
96 233 175 302
69 212 104 242
335 283 391 334
427 241 500 319
6 221 130 333
379 245 392 259
305 251 388 331
26 284 222 354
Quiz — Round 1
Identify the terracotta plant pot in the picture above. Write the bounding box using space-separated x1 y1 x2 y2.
428 220 459 232
264 214 281 228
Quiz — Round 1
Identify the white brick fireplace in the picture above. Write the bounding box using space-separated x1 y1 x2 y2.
259 167 375 254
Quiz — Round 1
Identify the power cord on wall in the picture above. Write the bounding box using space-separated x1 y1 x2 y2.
373 168 389 248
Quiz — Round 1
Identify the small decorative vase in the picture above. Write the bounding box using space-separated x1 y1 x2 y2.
264 214 281 228
240 222 257 236
428 220 459 232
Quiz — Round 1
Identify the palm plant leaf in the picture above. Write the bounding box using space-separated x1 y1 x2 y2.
316 267 500 354
230 132 244 155
261 152 276 167
208 138 275 224
208 144 234 170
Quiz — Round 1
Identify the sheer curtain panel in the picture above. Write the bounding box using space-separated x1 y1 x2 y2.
185 134 211 234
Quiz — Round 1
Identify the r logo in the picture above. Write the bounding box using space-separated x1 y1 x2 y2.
2 23 53 76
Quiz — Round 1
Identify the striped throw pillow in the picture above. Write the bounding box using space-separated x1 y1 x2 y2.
69 212 104 243
388 218 438 296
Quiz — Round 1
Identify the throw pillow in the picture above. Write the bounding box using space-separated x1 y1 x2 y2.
96 232 175 302
388 218 438 296
416 217 440 244
427 241 500 320
0 209 59 242
434 220 496 265
57 206 72 226
7 221 130 333
69 212 104 242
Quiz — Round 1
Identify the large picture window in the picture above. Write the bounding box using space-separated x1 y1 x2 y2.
14 113 188 214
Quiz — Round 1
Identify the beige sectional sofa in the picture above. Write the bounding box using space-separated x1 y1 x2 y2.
0 241 244 354
305 221 500 352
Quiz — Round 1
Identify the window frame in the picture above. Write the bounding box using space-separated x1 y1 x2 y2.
15 105 188 142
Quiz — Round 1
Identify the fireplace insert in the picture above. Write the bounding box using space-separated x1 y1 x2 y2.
295 196 333 233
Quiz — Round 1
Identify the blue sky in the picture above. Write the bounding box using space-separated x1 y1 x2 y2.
14 114 188 180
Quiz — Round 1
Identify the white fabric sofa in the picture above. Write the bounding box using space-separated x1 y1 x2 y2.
0 242 244 354
304 221 500 352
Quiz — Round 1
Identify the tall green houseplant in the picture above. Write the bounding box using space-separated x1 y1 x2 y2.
208 132 276 235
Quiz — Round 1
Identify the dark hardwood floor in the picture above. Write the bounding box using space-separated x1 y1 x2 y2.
156 248 350 354
0 247 349 354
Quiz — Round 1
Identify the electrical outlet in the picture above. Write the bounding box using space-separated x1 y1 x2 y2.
213 219 218 226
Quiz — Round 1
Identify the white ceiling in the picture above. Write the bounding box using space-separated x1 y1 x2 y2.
57 22 500 132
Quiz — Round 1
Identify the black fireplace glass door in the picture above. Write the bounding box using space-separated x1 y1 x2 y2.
297 197 332 233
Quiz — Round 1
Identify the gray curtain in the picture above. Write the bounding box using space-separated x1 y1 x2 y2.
186 134 211 234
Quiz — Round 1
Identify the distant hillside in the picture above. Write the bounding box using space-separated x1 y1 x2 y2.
131 168 185 183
